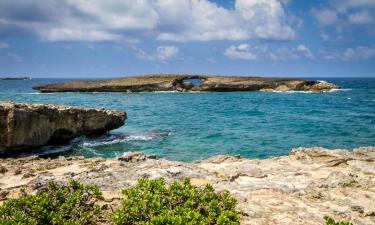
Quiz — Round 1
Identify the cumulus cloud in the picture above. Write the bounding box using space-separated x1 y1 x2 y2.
348 11 374 24
296 44 315 59
224 44 257 60
136 46 180 61
331 0 375 13
320 46 375 61
0 0 296 42
0 42 9 48
6 53 23 62
224 43 315 60
311 8 338 26
342 46 375 60
311 0 375 33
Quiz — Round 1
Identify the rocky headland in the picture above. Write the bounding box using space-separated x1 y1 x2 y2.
33 74 339 93
0 147 373 225
0 102 126 154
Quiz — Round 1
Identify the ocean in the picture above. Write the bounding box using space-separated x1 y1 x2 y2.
1 78 374 161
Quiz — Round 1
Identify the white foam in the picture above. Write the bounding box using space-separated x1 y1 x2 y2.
328 88 352 92
80 132 171 147
37 145 73 156
268 90 314 94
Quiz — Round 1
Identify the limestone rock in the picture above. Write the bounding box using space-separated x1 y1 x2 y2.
118 152 156 162
0 146 373 225
0 102 126 154
32 74 339 93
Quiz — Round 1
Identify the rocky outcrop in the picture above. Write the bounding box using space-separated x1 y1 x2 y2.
0 147 373 224
33 74 339 93
0 102 126 154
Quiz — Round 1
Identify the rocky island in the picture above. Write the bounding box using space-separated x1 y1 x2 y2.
0 77 32 80
0 102 126 154
33 74 339 93
0 147 373 224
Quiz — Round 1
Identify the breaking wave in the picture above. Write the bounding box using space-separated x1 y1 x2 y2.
79 132 172 147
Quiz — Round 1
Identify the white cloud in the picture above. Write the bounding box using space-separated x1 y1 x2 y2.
0 42 9 49
320 46 375 61
342 46 375 60
0 42 9 48
311 8 338 26
155 46 179 61
224 43 316 60
348 11 374 24
224 44 257 60
136 46 179 61
311 0 375 40
331 0 375 13
6 53 23 62
0 0 296 42
296 44 314 59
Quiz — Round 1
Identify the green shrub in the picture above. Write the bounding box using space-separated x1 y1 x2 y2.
112 178 239 225
324 216 353 225
0 180 103 225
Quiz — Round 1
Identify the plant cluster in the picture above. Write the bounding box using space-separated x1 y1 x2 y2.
0 179 357 225
112 178 239 225
0 180 103 225
324 216 353 225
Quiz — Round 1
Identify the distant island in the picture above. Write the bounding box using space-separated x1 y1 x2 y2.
0 76 32 80
33 74 339 93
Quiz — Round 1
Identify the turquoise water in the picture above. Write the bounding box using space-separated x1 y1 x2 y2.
1 78 374 161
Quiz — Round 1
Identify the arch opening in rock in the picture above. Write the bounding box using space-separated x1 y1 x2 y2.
181 78 203 87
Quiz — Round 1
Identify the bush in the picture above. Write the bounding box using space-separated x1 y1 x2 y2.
112 178 239 225
0 180 103 225
324 216 353 225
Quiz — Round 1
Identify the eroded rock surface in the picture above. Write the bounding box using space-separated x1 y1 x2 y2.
0 102 126 154
0 147 373 224
33 74 339 93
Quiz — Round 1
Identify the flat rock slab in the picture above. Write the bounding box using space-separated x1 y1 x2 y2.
0 147 373 224
33 74 340 93
0 102 126 154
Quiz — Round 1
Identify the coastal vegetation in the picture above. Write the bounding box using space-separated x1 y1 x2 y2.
324 216 353 225
0 179 240 225
112 178 239 225
0 180 103 224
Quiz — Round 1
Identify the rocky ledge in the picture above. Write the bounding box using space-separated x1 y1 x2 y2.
33 74 339 93
0 147 373 224
0 102 126 154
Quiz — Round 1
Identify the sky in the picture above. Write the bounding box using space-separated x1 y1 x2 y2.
0 0 374 78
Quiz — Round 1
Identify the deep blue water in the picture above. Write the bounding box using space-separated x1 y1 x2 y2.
1 78 374 161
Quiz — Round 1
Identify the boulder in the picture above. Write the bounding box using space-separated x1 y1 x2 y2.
0 102 126 154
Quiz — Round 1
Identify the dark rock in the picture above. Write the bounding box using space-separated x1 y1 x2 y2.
0 102 126 154
118 152 156 162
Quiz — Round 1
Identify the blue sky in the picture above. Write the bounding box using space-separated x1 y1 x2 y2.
0 0 374 78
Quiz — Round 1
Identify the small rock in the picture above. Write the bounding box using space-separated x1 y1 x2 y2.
0 166 8 174
22 172 36 179
118 152 155 162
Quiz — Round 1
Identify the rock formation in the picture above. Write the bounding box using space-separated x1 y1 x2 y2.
0 102 126 154
33 74 339 93
0 147 373 224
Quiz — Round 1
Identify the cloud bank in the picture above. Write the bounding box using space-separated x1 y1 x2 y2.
0 0 296 42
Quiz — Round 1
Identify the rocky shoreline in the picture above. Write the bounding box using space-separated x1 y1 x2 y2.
0 102 126 154
33 74 339 93
1 147 374 225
